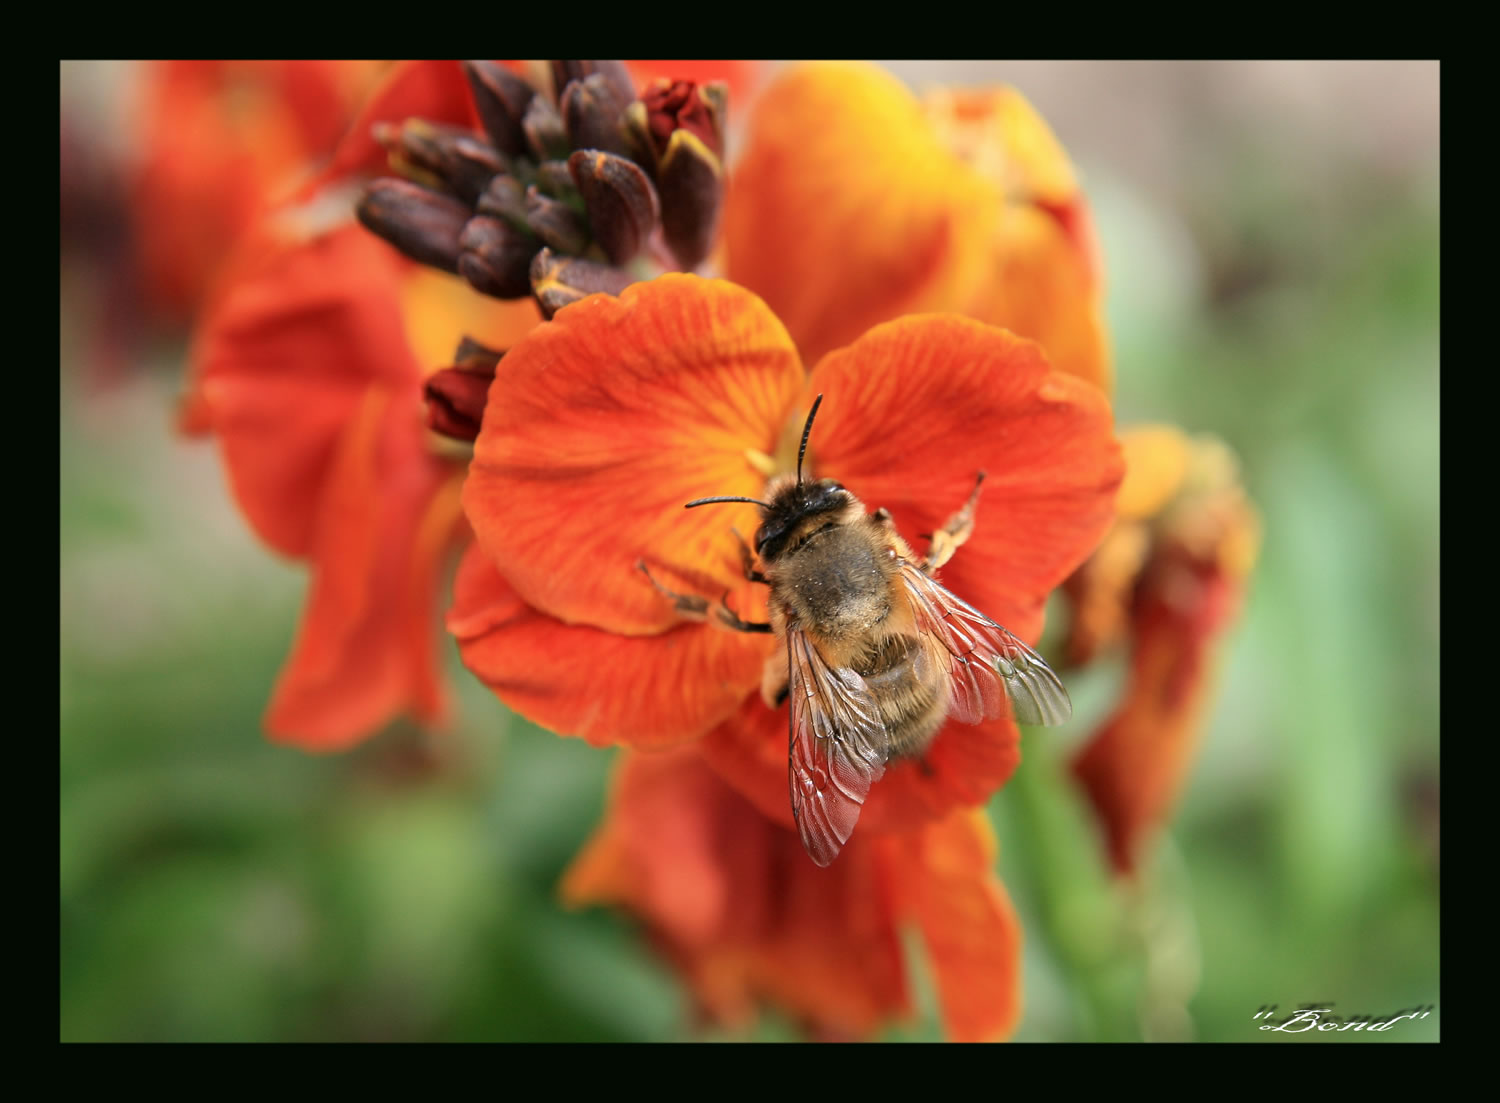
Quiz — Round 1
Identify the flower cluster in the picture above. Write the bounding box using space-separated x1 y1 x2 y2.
179 59 1255 1040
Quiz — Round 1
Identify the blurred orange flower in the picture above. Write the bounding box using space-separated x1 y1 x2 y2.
182 62 540 748
563 746 1023 1041
452 273 1120 837
724 61 1110 389
1064 426 1261 875
133 60 387 323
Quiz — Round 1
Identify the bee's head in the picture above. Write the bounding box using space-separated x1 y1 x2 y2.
683 394 848 564
751 477 851 562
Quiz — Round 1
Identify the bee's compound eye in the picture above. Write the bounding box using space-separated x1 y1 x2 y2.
753 528 769 553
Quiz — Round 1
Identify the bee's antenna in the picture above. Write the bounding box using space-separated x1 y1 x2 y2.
796 393 824 485
684 496 771 510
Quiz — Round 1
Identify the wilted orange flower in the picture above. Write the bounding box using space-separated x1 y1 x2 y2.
563 746 1023 1041
1065 426 1261 875
724 61 1110 389
133 59 387 323
451 273 1120 842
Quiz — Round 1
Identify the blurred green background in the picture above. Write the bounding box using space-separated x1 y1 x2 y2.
59 60 1438 1042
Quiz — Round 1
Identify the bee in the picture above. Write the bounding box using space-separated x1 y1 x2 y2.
645 395 1071 867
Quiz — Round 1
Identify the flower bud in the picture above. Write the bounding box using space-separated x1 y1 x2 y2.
569 150 659 265
530 247 635 318
463 60 535 158
534 159 577 197
522 96 570 161
459 215 539 299
560 73 632 156
641 78 725 160
357 178 470 273
656 129 722 270
551 61 635 108
425 355 499 443
476 174 530 231
525 185 590 255
377 119 503 204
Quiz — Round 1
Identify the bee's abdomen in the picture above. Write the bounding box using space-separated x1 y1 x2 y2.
856 635 948 759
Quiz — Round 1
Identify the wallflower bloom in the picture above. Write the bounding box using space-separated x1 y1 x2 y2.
562 747 1023 1041
182 58 747 749
724 61 1110 389
449 274 1121 1035
1064 426 1261 875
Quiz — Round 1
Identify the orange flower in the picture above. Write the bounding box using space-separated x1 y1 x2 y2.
724 61 1110 389
451 274 1121 837
1065 426 1261 875
563 746 1023 1042
183 62 541 749
132 60 387 323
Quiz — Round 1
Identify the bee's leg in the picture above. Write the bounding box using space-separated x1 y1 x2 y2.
760 651 790 708
731 527 769 584
714 590 772 634
918 470 986 575
637 562 710 619
637 563 771 633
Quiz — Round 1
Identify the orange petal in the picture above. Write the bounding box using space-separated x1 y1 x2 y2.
563 748 910 1037
264 388 465 749
702 693 1021 838
186 223 423 557
806 314 1123 641
448 546 769 748
463 274 806 635
882 809 1023 1042
966 203 1112 391
724 62 997 365
1115 424 1194 521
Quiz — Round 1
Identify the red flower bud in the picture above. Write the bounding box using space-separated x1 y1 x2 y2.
641 79 723 160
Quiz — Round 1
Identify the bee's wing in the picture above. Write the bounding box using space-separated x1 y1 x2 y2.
900 561 1072 727
787 627 890 867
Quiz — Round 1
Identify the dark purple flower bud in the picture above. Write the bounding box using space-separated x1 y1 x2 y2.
550 61 635 108
525 185 590 255
522 96 570 161
560 73 632 156
476 174 530 230
530 247 635 319
568 150 659 265
656 129 722 271
376 119 503 204
534 159 576 197
463 60 535 158
357 178 471 273
458 215 539 299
